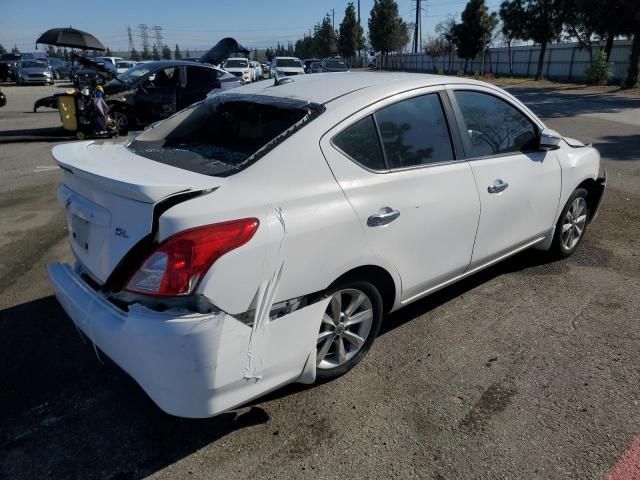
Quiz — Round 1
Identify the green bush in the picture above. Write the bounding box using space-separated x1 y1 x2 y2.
585 51 612 85
456 70 464 77
437 68 444 75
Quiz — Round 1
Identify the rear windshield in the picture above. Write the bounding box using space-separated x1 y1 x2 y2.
225 59 248 68
325 59 347 69
128 93 324 177
276 58 302 68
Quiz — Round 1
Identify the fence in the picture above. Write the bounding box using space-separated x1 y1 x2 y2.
381 39 632 82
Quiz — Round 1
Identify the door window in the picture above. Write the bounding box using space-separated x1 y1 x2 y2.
146 67 179 88
374 94 455 168
454 91 538 157
186 66 217 91
333 115 386 170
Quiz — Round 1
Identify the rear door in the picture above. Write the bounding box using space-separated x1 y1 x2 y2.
321 88 480 302
179 66 220 109
448 87 561 268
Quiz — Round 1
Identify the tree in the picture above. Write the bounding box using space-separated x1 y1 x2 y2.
338 2 365 60
105 47 113 57
0 44 6 55
424 34 446 71
11 45 20 55
130 48 140 61
624 0 640 88
162 44 172 59
313 15 337 57
435 16 458 72
369 0 409 58
141 45 151 60
454 0 496 73
294 36 314 58
265 47 274 61
152 45 161 60
174 44 182 60
185 49 191 58
500 0 527 75
524 0 564 80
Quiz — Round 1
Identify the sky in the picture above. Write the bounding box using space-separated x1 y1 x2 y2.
0 0 503 53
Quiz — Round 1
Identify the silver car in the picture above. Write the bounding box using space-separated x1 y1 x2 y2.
16 60 54 85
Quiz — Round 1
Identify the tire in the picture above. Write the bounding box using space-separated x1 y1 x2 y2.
109 105 132 133
315 281 383 381
550 188 590 258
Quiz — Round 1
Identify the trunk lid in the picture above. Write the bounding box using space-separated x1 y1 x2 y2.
52 141 222 284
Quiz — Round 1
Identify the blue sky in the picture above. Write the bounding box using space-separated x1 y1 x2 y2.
0 0 502 53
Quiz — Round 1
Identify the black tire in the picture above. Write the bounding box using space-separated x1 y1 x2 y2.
315 280 383 381
550 187 590 258
109 105 132 133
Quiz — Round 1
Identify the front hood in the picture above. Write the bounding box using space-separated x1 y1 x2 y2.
224 67 249 73
52 141 224 203
20 68 50 75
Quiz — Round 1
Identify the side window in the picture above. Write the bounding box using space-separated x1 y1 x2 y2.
454 90 539 157
374 94 454 168
149 67 180 88
186 66 217 90
333 115 386 170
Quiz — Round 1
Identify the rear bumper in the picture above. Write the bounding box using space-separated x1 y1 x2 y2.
590 171 607 223
47 262 256 418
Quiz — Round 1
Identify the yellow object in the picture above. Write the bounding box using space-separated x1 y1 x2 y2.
96 85 104 93
58 94 77 131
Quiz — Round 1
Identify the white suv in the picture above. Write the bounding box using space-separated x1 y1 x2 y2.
271 56 305 77
222 57 252 83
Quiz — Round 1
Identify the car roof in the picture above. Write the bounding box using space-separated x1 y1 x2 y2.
138 60 219 69
228 71 489 105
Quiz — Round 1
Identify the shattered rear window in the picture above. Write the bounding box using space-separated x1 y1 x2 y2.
128 93 324 177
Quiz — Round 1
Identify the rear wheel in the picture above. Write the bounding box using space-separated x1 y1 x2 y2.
551 188 589 258
315 281 382 381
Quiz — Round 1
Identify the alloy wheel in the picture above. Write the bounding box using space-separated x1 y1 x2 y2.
317 288 374 369
561 197 587 250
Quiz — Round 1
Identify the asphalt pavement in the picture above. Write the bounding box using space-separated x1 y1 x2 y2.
0 78 638 480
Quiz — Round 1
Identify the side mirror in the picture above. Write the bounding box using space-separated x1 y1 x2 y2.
539 128 561 150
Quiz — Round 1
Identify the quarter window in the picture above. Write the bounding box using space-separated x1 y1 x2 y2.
454 91 539 157
333 115 386 170
374 94 455 168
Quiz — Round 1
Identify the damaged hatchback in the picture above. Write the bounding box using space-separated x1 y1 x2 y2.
48 73 605 418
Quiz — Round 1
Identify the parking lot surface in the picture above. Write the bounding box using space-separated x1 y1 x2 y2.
0 79 639 479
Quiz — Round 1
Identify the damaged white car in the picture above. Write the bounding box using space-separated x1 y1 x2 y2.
48 73 605 418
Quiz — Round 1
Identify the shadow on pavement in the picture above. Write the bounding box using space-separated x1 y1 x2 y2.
0 126 75 143
594 134 640 161
0 243 603 478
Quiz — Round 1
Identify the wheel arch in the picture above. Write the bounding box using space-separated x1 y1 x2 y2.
328 264 399 314
576 177 601 223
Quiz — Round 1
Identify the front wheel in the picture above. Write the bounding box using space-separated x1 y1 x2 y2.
109 105 132 133
315 281 383 381
551 188 590 258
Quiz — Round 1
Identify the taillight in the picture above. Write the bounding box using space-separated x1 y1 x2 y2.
126 218 259 296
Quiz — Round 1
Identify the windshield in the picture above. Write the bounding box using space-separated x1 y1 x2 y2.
20 60 47 68
109 63 152 86
325 59 347 69
276 58 302 68
128 93 323 177
224 59 248 68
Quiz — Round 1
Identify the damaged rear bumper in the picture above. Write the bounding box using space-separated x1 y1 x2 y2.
48 262 328 418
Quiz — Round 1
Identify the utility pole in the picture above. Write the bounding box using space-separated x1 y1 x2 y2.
358 0 361 25
331 9 335 30
412 0 423 54
152 26 163 49
137 24 150 52
127 26 134 52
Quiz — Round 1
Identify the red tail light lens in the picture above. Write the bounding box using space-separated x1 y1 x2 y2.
126 218 259 296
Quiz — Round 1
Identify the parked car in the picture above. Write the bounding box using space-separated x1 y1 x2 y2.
95 56 125 71
48 72 605 418
309 61 323 74
260 62 271 79
103 60 242 130
250 61 262 82
222 57 252 83
15 59 54 85
0 88 6 108
0 53 21 81
303 58 321 73
320 57 350 73
271 56 305 77
115 60 136 74
47 57 70 79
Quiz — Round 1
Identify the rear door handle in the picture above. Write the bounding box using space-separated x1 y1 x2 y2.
367 207 400 227
487 179 509 194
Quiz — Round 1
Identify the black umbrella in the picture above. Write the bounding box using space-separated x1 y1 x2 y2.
36 27 105 51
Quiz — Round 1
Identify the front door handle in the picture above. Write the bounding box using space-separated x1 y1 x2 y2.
487 179 509 194
367 207 400 227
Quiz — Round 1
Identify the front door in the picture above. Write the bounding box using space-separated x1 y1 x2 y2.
321 89 480 302
179 66 220 110
449 88 562 268
135 66 179 124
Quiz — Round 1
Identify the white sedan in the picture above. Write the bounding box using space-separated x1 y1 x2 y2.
48 73 605 418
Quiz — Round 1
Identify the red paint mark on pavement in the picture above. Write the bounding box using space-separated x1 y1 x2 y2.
608 435 640 480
